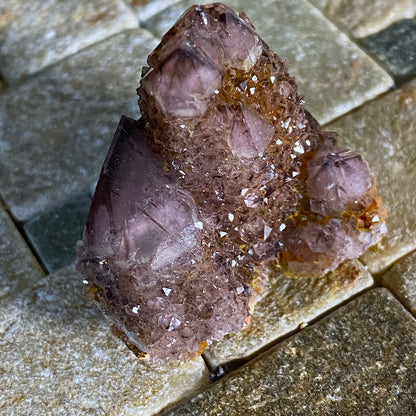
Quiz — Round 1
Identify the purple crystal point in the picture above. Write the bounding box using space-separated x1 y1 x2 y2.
306 147 372 216
77 3 387 360
77 117 252 360
141 47 222 118
228 105 275 158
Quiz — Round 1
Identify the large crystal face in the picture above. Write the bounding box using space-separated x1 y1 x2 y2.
77 3 387 360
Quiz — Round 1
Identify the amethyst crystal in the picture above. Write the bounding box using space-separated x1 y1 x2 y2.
78 116 251 360
77 3 387 360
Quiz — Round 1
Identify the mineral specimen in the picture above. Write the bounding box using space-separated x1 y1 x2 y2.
77 3 387 360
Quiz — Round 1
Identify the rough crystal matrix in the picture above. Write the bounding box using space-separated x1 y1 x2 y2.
77 3 387 360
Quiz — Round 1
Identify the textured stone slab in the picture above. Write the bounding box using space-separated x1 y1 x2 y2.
327 78 416 274
204 260 373 367
0 29 159 222
361 19 416 84
23 192 91 273
0 206 44 301
0 0 138 85
142 0 393 124
0 265 209 415
164 288 416 415
128 0 183 21
382 250 416 318
309 0 416 38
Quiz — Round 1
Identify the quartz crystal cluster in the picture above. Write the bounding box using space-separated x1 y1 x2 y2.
77 3 387 360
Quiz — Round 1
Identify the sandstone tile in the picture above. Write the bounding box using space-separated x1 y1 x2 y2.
142 0 393 124
0 0 138 85
164 288 416 415
23 192 91 273
0 206 44 301
0 29 159 222
361 18 416 84
326 78 416 274
382 249 416 318
128 0 183 21
309 0 416 38
204 260 372 368
0 265 209 415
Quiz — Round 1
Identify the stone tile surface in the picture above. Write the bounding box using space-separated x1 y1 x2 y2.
0 29 159 222
382 250 416 317
128 0 183 21
23 192 91 273
143 0 393 125
164 289 416 415
0 0 138 85
205 260 373 367
0 206 44 301
0 265 209 416
327 78 416 274
361 18 416 83
309 0 416 38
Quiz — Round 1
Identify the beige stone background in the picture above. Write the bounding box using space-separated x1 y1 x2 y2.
1 0 416 414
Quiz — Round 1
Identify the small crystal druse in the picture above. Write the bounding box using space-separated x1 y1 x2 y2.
77 3 386 360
